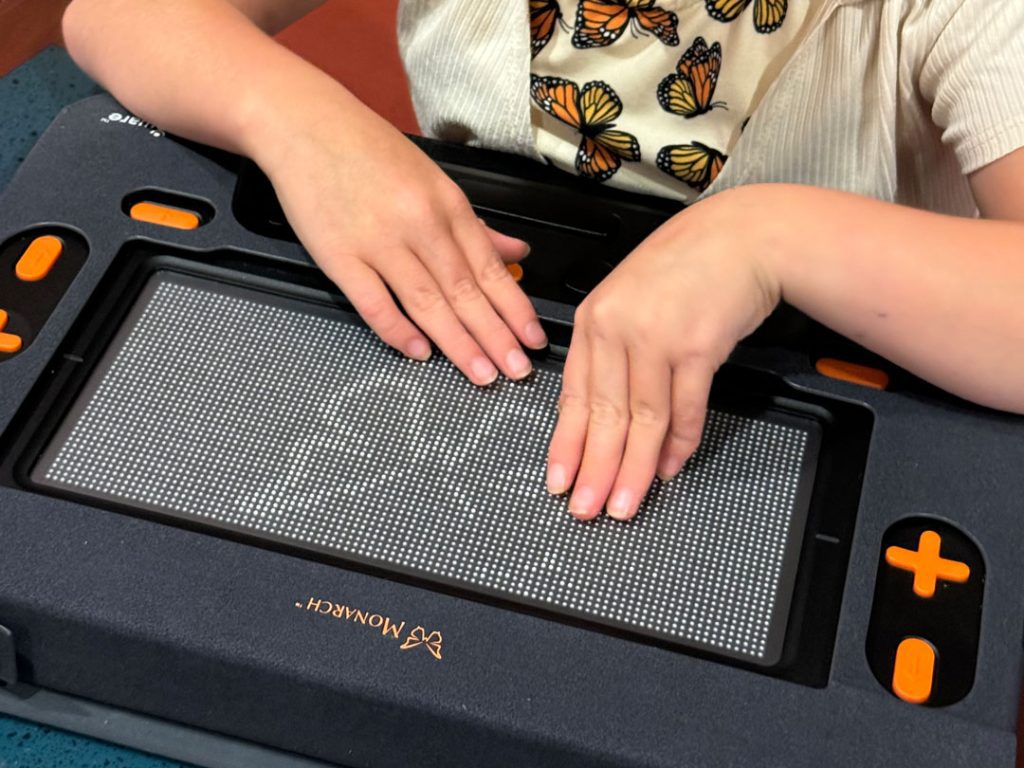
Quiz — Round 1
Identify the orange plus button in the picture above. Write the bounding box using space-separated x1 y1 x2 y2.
886 530 970 598
0 310 22 354
892 637 936 704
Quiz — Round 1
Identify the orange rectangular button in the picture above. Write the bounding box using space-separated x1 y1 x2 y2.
892 637 935 704
0 332 22 354
815 358 889 390
130 202 201 230
15 235 63 282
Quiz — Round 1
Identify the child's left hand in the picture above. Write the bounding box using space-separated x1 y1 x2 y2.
546 187 782 521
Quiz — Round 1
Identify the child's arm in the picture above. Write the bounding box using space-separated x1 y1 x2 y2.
768 159 1024 412
62 0 546 386
549 0 1024 522
548 163 1024 521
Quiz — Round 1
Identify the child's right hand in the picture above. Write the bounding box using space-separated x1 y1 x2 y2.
63 0 546 385
253 94 548 385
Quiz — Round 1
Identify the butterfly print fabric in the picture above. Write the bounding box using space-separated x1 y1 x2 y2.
529 0 818 201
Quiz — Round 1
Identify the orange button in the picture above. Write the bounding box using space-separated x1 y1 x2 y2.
892 637 936 704
129 202 201 230
0 310 21 354
507 263 524 282
886 530 970 599
15 235 63 282
815 358 889 390
0 332 22 354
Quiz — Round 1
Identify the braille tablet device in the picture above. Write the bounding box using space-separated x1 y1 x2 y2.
30 270 820 666
6 97 1020 768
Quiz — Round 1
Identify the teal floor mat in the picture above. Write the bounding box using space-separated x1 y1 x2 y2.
0 46 103 189
0 715 192 768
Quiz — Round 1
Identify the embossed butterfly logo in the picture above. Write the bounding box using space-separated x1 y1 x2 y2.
400 626 444 660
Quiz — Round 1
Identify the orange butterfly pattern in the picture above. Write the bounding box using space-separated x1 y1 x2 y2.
530 0 568 58
656 142 727 191
705 0 787 34
526 1 801 196
572 0 680 49
530 75 641 181
657 36 727 119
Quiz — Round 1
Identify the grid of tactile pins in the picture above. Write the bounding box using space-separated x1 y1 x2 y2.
38 274 811 662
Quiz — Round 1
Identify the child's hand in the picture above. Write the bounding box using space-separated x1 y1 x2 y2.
256 96 547 386
64 0 546 384
546 188 781 520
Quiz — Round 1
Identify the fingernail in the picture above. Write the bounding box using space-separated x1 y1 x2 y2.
547 463 567 494
607 488 634 520
657 456 682 482
569 486 595 518
471 357 498 385
506 348 533 379
406 338 431 361
525 320 548 348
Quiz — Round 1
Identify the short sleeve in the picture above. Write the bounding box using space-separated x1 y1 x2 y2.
918 0 1024 174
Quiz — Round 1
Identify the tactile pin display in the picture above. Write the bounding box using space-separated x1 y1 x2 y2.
34 272 817 664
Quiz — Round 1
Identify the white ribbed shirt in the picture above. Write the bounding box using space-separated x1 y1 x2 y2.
398 0 1024 216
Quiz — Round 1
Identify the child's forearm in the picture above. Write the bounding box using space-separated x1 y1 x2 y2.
62 0 352 167
741 183 1024 411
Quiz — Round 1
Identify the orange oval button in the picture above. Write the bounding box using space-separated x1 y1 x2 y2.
507 263 524 282
130 202 201 230
892 637 935 704
815 358 889 390
0 309 23 354
15 235 63 282
0 332 22 354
